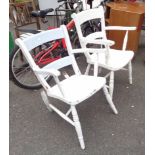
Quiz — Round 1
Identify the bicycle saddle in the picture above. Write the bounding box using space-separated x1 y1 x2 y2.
15 27 42 34
31 8 54 18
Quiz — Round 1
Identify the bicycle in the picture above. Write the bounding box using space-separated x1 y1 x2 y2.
9 0 85 90
9 0 107 90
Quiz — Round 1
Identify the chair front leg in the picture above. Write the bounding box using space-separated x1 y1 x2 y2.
41 90 53 112
103 86 118 114
109 71 114 98
71 105 85 149
128 61 133 84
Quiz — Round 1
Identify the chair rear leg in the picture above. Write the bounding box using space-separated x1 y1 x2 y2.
98 67 102 74
128 61 133 84
41 90 53 112
71 105 85 149
103 86 118 114
85 64 91 75
109 71 114 98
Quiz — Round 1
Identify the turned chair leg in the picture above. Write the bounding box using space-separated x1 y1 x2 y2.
103 86 118 114
41 90 53 112
71 105 85 149
109 71 114 98
128 61 133 84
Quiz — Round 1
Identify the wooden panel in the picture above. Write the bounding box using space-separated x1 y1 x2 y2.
106 1 145 14
106 1 144 52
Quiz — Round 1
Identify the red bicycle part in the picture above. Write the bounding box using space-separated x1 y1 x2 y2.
33 41 60 66
66 20 75 30
32 20 75 66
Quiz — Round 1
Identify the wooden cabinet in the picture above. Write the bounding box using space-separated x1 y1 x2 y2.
106 1 144 52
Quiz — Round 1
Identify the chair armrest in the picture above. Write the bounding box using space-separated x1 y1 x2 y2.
33 68 61 77
71 48 107 54
105 26 137 31
104 26 136 51
82 38 115 46
82 32 115 46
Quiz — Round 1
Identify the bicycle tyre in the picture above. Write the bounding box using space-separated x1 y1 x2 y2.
9 45 52 90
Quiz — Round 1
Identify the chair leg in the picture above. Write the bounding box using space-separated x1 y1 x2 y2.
128 61 133 84
109 71 114 98
71 105 85 149
85 64 91 75
103 86 118 114
94 62 99 77
40 90 53 112
98 67 102 74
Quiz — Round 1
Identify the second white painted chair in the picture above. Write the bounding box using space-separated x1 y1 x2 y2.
15 25 118 149
72 6 136 98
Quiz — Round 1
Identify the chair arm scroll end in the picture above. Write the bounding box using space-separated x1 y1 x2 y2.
34 68 61 77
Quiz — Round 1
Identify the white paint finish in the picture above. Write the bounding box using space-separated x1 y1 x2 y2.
15 25 118 149
72 6 135 98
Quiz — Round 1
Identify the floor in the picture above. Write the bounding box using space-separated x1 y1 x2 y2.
9 16 145 155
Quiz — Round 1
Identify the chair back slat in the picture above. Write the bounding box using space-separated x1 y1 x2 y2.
22 28 65 51
72 6 104 26
72 6 107 65
43 56 73 70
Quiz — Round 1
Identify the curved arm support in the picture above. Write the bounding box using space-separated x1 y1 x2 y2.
33 68 61 77
105 26 136 31
81 32 115 46
71 48 107 54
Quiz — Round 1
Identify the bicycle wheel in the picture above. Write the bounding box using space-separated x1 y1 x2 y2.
9 45 52 90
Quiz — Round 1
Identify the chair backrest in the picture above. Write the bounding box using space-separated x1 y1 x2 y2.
15 25 81 91
72 6 107 62
72 6 106 43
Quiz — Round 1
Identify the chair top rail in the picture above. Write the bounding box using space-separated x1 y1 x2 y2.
43 56 74 71
71 6 104 25
17 27 65 51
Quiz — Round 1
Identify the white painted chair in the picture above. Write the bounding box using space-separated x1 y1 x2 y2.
72 6 136 98
15 25 118 149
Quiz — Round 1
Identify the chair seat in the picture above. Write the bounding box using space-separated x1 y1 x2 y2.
47 75 106 105
87 49 134 71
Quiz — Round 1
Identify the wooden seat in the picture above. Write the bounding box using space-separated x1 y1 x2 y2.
87 49 134 71
48 75 106 104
